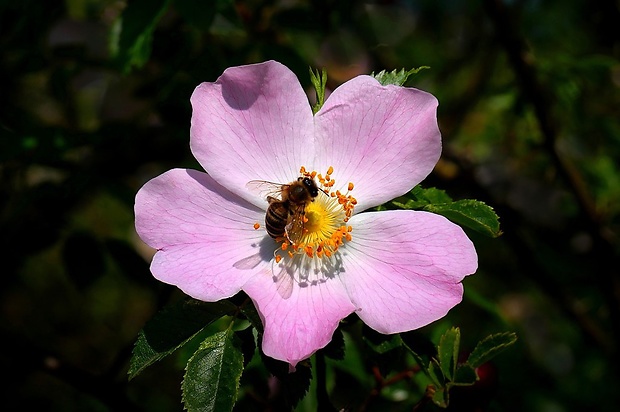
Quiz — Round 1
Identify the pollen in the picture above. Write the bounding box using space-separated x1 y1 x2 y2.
271 166 357 264
253 222 261 230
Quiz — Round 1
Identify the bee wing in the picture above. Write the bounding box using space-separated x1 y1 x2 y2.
284 204 307 244
246 180 286 201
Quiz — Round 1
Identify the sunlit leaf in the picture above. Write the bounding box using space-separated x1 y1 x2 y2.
310 67 327 114
371 66 430 86
182 329 243 412
425 199 502 238
391 186 501 237
128 299 236 380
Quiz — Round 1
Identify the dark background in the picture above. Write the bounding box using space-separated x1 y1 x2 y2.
1 0 619 410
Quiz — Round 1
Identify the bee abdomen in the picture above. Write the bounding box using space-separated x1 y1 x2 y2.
265 201 289 239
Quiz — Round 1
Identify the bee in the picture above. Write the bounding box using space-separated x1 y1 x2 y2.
247 177 320 243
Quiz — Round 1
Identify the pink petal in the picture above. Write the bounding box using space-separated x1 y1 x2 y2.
341 210 477 333
190 61 315 207
134 168 271 301
243 272 356 366
314 76 441 212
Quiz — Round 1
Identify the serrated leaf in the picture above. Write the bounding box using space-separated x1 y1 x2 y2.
437 327 460 381
467 332 517 368
453 364 477 386
427 359 443 388
392 186 453 210
182 329 243 412
128 299 236 380
401 332 441 386
371 66 430 86
110 0 171 73
411 186 454 204
261 354 313 409
322 327 345 360
425 199 502 238
310 67 327 114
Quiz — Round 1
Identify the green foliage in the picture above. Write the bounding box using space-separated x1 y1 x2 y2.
309 67 328 114
371 67 430 86
182 328 244 412
437 327 460 381
403 328 517 408
110 0 172 73
467 332 519 369
4 1 620 411
392 186 502 237
128 299 236 380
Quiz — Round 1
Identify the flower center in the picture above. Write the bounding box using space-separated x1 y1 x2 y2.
254 166 357 265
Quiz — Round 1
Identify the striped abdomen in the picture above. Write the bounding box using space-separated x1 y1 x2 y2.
265 199 289 240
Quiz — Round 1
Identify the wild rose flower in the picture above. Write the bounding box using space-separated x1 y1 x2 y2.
134 60 477 367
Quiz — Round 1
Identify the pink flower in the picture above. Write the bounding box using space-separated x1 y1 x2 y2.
134 60 477 367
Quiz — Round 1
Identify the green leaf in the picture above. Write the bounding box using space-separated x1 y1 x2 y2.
309 67 327 114
322 327 345 360
410 186 454 204
128 299 236 380
453 364 478 386
425 199 502 238
431 385 448 408
467 332 518 368
427 360 443 388
437 327 460 381
240 299 263 334
110 0 172 73
391 186 453 210
401 332 441 387
371 66 430 86
261 354 313 409
182 329 244 412
391 186 501 237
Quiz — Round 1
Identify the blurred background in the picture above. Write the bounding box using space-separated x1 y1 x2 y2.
1 0 619 411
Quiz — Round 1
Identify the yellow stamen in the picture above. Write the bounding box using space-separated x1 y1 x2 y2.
259 166 357 266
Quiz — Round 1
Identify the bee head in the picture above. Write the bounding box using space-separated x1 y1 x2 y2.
300 177 319 197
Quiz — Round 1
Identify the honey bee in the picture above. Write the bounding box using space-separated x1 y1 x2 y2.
247 177 321 243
